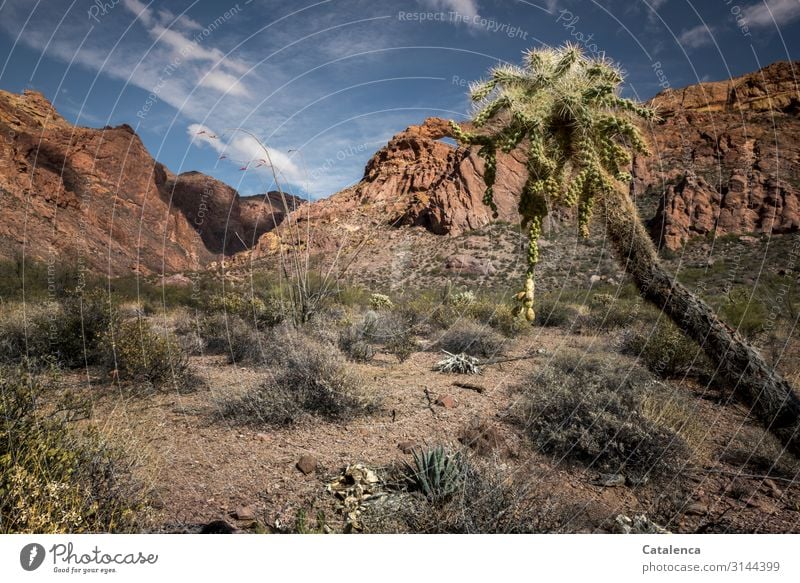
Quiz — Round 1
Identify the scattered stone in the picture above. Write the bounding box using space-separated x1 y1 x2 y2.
296 455 318 475
444 254 496 276
684 502 708 516
233 506 256 521
614 514 670 534
593 473 626 487
397 441 419 454
435 394 458 409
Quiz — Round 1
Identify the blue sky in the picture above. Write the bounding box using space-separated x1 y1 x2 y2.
1 0 798 199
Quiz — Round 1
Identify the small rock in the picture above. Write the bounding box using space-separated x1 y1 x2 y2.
233 506 256 521
589 274 602 285
763 478 783 498
684 502 708 516
397 441 419 454
435 394 458 409
256 433 270 442
296 455 318 475
593 473 626 487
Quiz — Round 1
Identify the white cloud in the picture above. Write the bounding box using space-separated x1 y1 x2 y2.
198 70 250 97
742 0 800 27
418 0 480 19
678 24 715 49
188 123 303 185
122 0 154 27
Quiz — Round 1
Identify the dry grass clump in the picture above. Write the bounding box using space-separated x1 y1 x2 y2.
338 310 417 363
718 424 800 481
219 332 379 426
434 318 506 358
0 365 147 533
513 352 690 481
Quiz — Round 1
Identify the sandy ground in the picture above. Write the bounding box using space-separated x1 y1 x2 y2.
68 326 800 533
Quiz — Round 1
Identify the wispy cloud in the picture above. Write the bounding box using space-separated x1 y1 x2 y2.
677 24 714 49
742 0 800 28
418 0 480 19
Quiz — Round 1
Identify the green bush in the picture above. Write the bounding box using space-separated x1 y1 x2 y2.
220 333 378 426
466 301 527 337
622 319 710 378
513 353 689 481
0 292 115 368
0 365 146 533
718 289 769 339
208 291 287 327
102 319 189 390
535 300 581 328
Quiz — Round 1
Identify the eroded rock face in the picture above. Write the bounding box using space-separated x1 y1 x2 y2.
362 118 526 234
640 61 800 249
0 89 299 274
250 117 528 260
0 89 212 275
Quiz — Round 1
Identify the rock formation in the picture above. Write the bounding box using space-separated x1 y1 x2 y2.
639 61 800 249
0 89 300 275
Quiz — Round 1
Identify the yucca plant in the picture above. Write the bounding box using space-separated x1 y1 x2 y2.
405 445 466 504
451 43 800 456
433 351 482 375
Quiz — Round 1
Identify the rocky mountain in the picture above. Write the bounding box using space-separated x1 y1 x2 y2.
638 61 800 249
2 61 797 279
0 89 300 275
249 61 799 272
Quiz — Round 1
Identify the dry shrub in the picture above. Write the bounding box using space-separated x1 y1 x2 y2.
338 311 417 363
102 318 190 392
0 365 147 533
176 311 266 364
513 352 690 481
622 319 711 378
434 318 506 358
220 332 379 426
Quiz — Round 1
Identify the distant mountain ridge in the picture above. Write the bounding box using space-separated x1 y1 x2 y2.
0 88 303 275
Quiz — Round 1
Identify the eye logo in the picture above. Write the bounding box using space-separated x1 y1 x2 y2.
20 543 46 571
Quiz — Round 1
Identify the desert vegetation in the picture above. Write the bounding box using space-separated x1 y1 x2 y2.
0 251 798 534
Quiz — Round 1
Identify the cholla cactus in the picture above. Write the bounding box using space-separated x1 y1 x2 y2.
450 44 655 321
369 293 394 311
450 290 476 308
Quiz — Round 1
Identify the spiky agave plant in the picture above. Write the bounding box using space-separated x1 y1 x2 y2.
405 445 466 503
450 43 655 321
